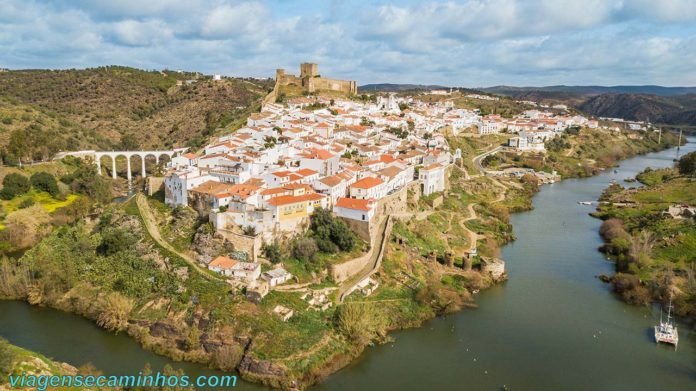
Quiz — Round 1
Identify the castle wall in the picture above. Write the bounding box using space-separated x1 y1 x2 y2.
307 77 356 94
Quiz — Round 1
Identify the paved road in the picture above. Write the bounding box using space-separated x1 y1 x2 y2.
472 146 503 174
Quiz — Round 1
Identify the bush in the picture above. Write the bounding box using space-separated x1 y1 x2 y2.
292 237 318 262
309 208 355 253
18 198 35 209
0 173 30 200
30 172 59 197
98 228 134 256
677 151 696 177
262 242 283 264
65 164 111 203
335 303 388 345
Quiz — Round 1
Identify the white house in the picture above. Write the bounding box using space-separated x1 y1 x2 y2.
334 197 377 222
349 176 386 200
419 163 446 196
262 267 293 287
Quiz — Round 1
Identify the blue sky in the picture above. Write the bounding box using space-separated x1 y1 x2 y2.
1 0 695 86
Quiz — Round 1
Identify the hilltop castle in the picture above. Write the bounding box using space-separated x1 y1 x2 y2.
275 63 357 95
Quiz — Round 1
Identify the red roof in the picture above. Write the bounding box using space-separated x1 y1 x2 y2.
350 176 384 190
335 197 374 212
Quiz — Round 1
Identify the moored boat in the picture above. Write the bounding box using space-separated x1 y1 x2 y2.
654 297 678 348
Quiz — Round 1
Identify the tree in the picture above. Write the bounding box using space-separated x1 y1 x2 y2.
66 164 111 204
0 173 30 200
119 133 139 150
678 151 696 177
30 172 59 197
292 237 318 262
331 220 355 251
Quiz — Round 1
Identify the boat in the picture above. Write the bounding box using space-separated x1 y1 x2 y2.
654 297 678 347
578 201 592 205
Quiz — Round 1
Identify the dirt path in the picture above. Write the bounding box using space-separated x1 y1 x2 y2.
135 193 221 281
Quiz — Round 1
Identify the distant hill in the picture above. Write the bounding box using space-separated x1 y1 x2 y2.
358 83 449 92
0 66 271 162
481 85 696 97
478 85 696 127
578 94 696 126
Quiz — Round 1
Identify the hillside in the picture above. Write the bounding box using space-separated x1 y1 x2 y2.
479 86 696 127
481 85 696 97
577 94 696 126
0 66 272 162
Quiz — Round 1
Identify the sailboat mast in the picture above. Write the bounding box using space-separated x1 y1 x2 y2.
678 129 682 150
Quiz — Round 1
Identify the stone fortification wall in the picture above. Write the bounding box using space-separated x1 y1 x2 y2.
216 229 263 263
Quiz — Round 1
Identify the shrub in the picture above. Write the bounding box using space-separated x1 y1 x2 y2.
292 237 318 262
65 164 111 203
262 242 283 264
335 303 388 345
0 173 30 200
18 198 35 209
677 151 696 177
98 228 134 256
30 172 59 197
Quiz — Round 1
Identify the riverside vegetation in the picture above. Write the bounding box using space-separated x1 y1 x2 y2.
0 78 686 389
593 151 696 320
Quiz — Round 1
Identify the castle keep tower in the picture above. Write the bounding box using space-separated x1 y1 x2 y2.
300 63 319 78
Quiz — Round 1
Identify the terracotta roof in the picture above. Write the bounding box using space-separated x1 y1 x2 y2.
296 168 318 177
267 193 325 207
335 197 374 212
183 153 199 159
301 148 335 160
378 166 402 179
209 256 238 269
190 181 234 196
319 175 343 187
350 176 384 190
379 154 397 163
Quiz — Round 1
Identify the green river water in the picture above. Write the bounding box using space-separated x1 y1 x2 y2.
1 140 695 390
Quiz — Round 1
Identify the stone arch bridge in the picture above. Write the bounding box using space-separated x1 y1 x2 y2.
55 148 187 179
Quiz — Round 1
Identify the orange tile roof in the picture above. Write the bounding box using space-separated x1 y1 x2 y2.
267 193 324 207
301 148 335 160
379 154 397 163
210 256 238 269
190 181 234 196
335 197 374 212
319 175 343 187
296 168 318 177
350 176 384 190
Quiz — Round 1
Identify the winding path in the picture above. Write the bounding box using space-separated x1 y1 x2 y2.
135 193 222 281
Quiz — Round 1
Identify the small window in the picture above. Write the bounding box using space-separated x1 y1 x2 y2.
362 214 366 220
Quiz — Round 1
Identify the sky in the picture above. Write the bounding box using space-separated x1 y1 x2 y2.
1 0 695 87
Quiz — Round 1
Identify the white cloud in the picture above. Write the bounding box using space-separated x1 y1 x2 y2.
0 0 694 86
111 19 173 46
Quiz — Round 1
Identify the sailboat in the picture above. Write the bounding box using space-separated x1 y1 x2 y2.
654 297 678 347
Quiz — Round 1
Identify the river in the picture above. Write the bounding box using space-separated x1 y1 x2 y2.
1 140 695 390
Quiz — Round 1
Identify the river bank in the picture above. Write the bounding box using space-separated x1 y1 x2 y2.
313 136 695 390
592 144 696 321
0 131 687 390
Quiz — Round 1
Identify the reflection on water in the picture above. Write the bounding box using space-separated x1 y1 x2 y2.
1 139 695 391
